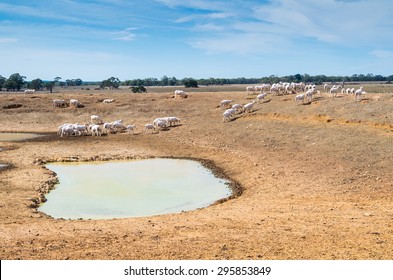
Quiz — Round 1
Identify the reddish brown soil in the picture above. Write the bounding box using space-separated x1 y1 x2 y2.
0 86 392 259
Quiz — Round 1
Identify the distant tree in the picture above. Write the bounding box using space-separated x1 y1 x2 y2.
183 78 198 88
0 75 6 91
168 77 178 86
30 78 44 91
131 85 147 93
4 73 26 91
46 81 55 93
160 75 169 86
100 77 120 89
54 77 62 86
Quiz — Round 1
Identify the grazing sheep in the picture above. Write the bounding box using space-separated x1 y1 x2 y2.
220 99 233 108
126 124 137 134
90 124 102 136
144 123 156 133
295 93 306 105
231 103 243 113
90 115 104 125
223 110 235 122
70 99 82 108
53 99 68 108
174 90 187 98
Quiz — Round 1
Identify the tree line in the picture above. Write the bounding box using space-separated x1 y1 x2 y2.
1 73 392 92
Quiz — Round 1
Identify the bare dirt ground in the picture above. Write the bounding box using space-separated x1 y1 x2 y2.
1 84 393 260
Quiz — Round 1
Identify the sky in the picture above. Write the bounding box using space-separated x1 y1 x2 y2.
1 0 393 81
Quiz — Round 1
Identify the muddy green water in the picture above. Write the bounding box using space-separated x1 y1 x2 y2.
0 133 42 141
39 159 232 219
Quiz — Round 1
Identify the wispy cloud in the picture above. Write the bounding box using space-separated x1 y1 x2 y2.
370 50 393 59
0 38 18 43
112 28 140 41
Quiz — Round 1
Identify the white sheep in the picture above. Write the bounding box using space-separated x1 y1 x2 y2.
90 124 102 136
90 115 104 125
243 101 256 113
354 87 365 101
70 99 82 108
53 99 68 108
220 99 233 108
295 93 306 105
223 110 234 122
174 90 187 98
103 99 114 103
329 85 342 98
126 124 137 134
112 121 127 132
144 123 156 133
231 104 243 113
166 117 180 126
256 93 267 103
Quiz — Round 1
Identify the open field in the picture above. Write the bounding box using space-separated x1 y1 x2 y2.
1 84 393 259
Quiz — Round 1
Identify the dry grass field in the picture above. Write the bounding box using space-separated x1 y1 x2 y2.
1 83 393 260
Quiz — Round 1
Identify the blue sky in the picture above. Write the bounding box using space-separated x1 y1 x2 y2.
1 0 392 81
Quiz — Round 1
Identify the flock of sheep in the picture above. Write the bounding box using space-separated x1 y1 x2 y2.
56 96 181 137
55 83 368 136
245 82 366 107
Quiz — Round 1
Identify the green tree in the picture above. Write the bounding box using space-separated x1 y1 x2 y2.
30 78 44 91
100 77 120 89
4 73 26 91
160 75 169 86
46 81 55 93
0 75 6 91
183 78 198 88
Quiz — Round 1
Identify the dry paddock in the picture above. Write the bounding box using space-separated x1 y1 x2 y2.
0 85 393 260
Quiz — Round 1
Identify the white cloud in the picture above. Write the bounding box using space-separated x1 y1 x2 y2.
0 38 18 43
370 50 393 59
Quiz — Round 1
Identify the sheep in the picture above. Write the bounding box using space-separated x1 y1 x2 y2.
231 103 243 113
323 84 331 93
144 123 156 133
256 93 267 103
166 117 180 126
58 124 82 137
90 124 102 136
112 121 127 132
103 99 114 103
305 87 318 103
153 118 168 128
155 120 167 130
295 93 306 105
223 110 235 122
73 124 89 136
329 85 342 98
174 90 187 98
24 89 35 94
354 87 365 101
243 101 256 113
126 124 137 134
69 99 82 108
246 86 255 94
220 99 233 108
103 122 115 134
53 99 68 108
90 115 104 125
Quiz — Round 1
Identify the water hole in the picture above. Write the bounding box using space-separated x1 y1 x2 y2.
39 158 233 219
